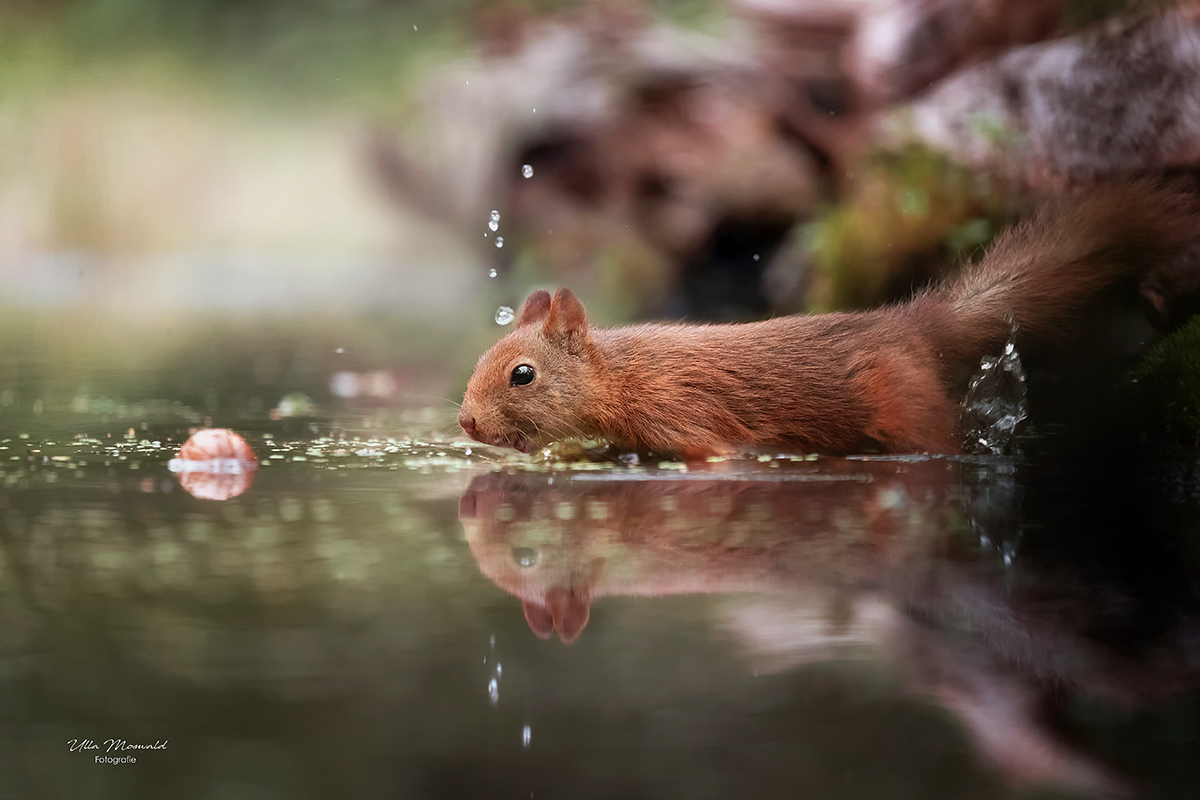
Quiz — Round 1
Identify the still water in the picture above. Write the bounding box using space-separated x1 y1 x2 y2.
1 406 1198 799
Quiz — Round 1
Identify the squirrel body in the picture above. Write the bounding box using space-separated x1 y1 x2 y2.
459 184 1191 458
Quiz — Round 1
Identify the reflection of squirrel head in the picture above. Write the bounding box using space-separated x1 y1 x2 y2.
458 465 935 643
458 288 597 455
459 472 599 643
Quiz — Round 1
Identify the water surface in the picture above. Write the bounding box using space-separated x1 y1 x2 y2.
1 407 1198 799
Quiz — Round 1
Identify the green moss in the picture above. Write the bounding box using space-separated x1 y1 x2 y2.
802 145 1015 312
1132 315 1200 441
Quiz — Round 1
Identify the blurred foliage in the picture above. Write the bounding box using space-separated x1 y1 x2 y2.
799 145 1017 312
0 0 718 112
0 307 500 425
1062 0 1183 29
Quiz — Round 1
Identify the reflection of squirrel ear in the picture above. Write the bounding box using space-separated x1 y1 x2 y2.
522 600 555 639
547 588 591 644
544 288 589 340
519 290 552 327
457 491 478 520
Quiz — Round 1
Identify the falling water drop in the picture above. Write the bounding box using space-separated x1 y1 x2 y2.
522 164 534 178
522 726 532 747
489 219 499 232
488 268 498 278
495 306 515 325
495 237 504 248
488 677 499 704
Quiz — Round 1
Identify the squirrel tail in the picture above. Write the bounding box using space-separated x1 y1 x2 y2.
911 182 1194 368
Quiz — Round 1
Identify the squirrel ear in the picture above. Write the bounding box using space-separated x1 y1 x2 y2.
544 288 589 339
518 290 552 327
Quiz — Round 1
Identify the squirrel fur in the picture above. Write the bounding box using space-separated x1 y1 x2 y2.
458 183 1193 459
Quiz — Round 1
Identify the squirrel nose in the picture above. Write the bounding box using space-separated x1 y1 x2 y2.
458 410 477 436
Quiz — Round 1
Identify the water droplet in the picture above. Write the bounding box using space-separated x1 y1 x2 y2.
413 25 417 31
490 210 500 223
522 726 532 746
489 220 499 232
495 663 502 678
753 254 760 261
488 268 497 278
495 306 515 325
488 677 499 704
490 635 496 648
335 347 344 354
522 164 534 178
513 547 537 567
495 237 504 248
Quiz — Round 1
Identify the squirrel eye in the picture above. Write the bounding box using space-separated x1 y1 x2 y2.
510 364 536 386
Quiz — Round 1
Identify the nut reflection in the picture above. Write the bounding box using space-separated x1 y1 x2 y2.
169 428 259 501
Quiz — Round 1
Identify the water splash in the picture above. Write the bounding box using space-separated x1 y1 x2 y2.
495 306 515 325
959 327 1028 455
522 165 534 178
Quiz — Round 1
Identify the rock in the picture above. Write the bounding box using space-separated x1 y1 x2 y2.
848 0 1063 104
889 8 1200 188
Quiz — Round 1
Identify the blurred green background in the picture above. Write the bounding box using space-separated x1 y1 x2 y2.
0 0 729 418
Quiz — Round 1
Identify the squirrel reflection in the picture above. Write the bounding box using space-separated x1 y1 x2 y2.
460 462 1200 797
459 461 932 643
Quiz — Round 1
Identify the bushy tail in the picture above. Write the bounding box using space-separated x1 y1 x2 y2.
913 182 1194 368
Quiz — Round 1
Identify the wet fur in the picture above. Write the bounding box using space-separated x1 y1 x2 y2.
460 183 1191 458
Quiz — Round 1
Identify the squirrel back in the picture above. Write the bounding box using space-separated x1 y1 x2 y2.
459 183 1193 458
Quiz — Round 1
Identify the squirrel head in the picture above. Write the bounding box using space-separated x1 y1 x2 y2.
459 288 598 453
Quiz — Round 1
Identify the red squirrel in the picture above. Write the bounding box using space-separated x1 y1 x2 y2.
458 183 1192 459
